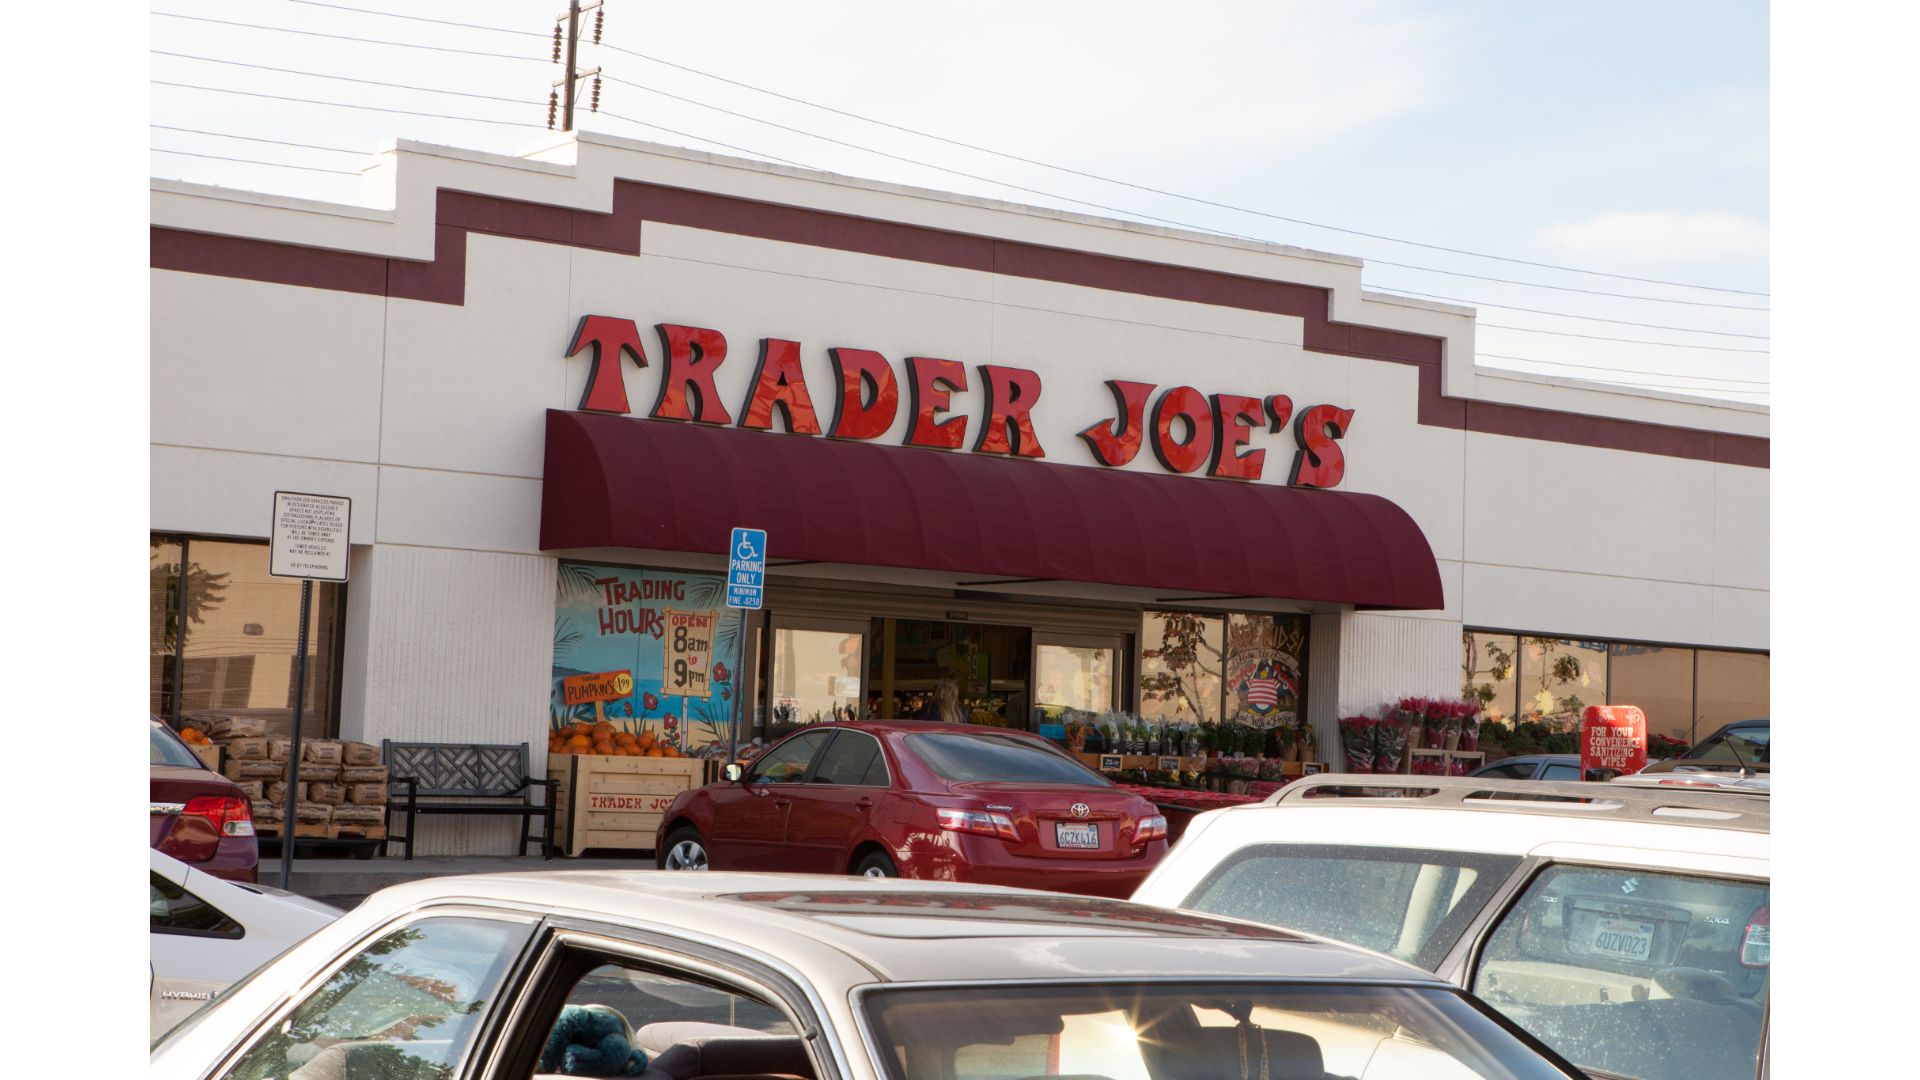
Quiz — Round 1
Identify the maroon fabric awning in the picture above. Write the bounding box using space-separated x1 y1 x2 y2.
540 410 1443 610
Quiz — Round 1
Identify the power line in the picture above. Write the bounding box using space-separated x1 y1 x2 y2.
158 8 1770 310
1478 323 1767 354
151 124 371 156
149 80 812 171
154 49 539 105
1376 287 1768 339
600 72 1771 322
150 148 362 175
597 44 1766 298
257 0 1768 297
152 11 544 62
152 80 547 129
271 0 546 38
150 68 1764 346
1476 353 1769 385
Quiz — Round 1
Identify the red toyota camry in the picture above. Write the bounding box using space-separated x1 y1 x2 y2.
655 720 1169 897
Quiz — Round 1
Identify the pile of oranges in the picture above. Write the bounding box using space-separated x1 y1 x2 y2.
178 726 213 745
548 720 685 758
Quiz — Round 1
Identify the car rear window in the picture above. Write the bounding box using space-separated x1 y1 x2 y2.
1472 864 1768 1080
1182 843 1522 969
906 732 1111 786
150 723 204 769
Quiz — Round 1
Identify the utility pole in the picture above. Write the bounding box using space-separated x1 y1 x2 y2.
550 1 604 131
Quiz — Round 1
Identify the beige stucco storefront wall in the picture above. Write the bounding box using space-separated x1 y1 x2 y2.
152 136 1766 850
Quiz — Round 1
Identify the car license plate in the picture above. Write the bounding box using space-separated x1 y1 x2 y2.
1055 822 1100 849
1587 917 1656 962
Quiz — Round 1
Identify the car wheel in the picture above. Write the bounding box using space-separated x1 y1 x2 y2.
853 851 898 878
661 827 709 871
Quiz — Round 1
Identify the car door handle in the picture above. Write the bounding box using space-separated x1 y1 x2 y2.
772 799 791 808
854 797 875 809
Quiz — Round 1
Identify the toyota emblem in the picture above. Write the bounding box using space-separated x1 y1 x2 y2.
1070 803 1092 819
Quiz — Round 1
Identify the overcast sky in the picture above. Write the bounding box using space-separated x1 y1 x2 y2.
150 0 1770 402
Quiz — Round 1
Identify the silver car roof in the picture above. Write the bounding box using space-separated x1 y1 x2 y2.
353 871 1446 987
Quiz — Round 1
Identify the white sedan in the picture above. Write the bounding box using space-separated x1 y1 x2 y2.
152 870 1589 1080
150 849 343 1038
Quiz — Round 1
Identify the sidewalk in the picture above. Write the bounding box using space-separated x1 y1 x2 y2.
273 853 652 909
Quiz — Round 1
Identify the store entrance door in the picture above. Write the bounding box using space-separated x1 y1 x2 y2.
866 618 1032 726
766 615 867 740
1033 634 1124 736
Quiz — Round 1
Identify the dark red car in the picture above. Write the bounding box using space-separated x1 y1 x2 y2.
655 720 1169 897
150 717 259 882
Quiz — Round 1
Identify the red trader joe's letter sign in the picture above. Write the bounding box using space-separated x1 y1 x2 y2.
1581 705 1649 777
563 670 635 707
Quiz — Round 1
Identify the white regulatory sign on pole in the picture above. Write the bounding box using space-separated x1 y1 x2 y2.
269 491 352 581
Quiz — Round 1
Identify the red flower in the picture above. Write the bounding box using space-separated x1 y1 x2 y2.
1425 702 1449 721
664 714 679 731
713 661 730 683
642 692 659 712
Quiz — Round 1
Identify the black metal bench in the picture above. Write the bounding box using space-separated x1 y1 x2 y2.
383 740 558 860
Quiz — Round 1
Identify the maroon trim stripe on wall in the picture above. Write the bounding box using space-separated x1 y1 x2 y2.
150 181 1767 469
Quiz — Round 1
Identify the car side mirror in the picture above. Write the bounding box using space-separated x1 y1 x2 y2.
723 763 745 783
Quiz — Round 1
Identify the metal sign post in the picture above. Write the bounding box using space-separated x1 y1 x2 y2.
724 528 767 765
268 492 352 890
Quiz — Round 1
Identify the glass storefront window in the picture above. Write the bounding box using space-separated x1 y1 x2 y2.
1223 614 1308 727
1034 643 1118 719
150 536 343 739
150 537 184 719
1696 650 1769 740
1609 643 1696 745
769 623 865 734
1139 612 1223 723
1517 637 1607 728
1462 632 1520 726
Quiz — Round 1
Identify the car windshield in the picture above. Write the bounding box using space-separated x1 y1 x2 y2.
150 722 203 769
1179 844 1523 969
862 982 1575 1080
907 732 1111 786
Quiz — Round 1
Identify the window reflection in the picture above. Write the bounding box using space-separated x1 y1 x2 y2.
1462 632 1520 726
1697 650 1769 739
1517 637 1607 727
153 535 342 740
1224 614 1308 726
1609 644 1695 745
1139 612 1223 723
769 626 864 734
150 538 183 719
1035 644 1116 716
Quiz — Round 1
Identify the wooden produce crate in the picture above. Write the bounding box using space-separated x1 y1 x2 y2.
189 742 221 772
549 754 706 858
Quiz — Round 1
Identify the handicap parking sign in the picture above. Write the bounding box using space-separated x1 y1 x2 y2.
727 527 767 609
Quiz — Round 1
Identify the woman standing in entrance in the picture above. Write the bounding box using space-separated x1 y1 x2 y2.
920 676 965 724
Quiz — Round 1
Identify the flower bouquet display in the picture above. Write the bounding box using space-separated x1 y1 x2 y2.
1396 697 1429 748
1422 699 1452 749
1339 716 1376 773
1372 707 1412 774
1456 701 1483 752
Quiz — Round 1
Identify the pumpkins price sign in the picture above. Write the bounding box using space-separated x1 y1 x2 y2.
663 609 717 699
562 670 634 707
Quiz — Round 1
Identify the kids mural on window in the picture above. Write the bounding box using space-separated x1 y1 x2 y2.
549 563 743 759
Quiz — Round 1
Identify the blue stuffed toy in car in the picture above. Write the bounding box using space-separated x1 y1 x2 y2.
538 1005 651 1077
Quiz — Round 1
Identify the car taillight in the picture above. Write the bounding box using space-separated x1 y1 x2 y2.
1740 904 1769 968
936 808 1019 842
1133 815 1168 844
183 795 255 838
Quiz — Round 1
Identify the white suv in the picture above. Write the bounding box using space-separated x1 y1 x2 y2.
1132 775 1769 1080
